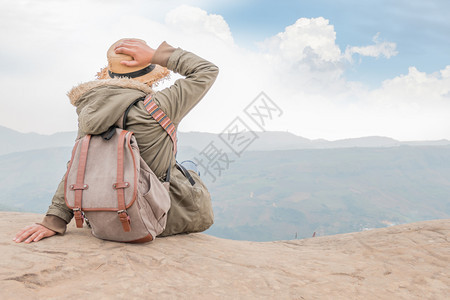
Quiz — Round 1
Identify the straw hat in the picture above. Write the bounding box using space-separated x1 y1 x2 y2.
96 38 170 86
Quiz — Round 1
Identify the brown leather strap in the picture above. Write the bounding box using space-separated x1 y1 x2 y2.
118 211 131 232
115 130 131 232
73 135 91 228
128 234 153 243
73 209 83 228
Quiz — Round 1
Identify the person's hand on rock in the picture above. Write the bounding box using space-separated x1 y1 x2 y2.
13 224 56 243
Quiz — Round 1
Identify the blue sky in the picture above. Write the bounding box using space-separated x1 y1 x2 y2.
0 0 449 140
204 0 450 86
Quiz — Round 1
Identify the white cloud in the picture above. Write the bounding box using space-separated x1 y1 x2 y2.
165 5 233 44
376 66 450 101
257 18 398 93
346 33 398 59
261 17 342 62
258 17 345 85
307 65 450 140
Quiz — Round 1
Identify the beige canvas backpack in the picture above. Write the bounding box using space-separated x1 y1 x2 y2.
64 94 214 242
64 98 171 243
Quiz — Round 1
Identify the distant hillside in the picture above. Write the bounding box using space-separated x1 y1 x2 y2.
179 131 450 153
0 126 76 156
0 147 71 212
2 125 449 156
203 146 450 241
1 144 449 241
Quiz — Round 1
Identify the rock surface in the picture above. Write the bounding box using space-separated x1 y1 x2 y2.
1 212 449 299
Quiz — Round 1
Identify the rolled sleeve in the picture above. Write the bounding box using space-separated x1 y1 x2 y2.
151 41 177 67
39 215 68 235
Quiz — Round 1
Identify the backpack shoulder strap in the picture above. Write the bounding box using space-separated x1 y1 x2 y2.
122 96 146 129
100 98 145 141
121 95 177 154
143 94 177 154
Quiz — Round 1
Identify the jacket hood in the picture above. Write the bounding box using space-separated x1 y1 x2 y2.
67 78 154 107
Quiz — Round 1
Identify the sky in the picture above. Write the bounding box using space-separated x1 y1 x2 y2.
0 0 449 141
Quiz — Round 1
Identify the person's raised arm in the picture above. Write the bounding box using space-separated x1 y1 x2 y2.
151 42 219 126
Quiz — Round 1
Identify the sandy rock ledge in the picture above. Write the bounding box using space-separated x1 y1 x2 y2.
1 212 449 299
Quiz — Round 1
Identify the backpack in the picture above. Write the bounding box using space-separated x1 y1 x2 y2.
64 97 171 243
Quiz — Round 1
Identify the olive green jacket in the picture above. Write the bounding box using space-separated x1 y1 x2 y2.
41 42 218 235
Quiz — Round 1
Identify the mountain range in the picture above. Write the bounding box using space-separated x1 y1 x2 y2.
1 125 449 241
2 125 449 156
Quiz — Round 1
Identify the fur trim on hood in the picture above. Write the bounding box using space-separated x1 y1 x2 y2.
67 78 154 107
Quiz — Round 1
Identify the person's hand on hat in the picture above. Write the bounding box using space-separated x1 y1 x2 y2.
114 39 155 68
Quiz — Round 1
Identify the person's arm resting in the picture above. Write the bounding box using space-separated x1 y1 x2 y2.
39 176 73 234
